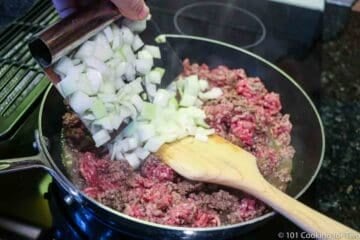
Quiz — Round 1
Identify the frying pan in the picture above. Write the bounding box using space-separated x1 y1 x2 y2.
0 33 325 239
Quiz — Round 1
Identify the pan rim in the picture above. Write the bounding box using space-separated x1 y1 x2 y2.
38 34 325 232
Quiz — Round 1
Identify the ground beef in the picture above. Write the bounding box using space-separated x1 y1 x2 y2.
63 60 295 227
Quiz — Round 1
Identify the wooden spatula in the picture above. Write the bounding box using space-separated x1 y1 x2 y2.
156 135 359 240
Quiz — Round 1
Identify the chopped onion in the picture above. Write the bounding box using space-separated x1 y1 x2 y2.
137 49 153 60
59 72 79 97
125 63 136 81
145 81 157 99
93 33 113 61
199 79 209 91
132 35 144 51
155 34 166 43
121 44 136 62
146 67 165 84
115 62 127 78
134 59 153 75
180 94 197 107
111 25 122 50
199 87 223 100
144 136 165 152
126 137 139 151
124 152 140 169
84 57 109 73
131 95 144 111
153 89 171 107
134 147 150 160
121 26 134 45
103 26 113 43
137 123 156 142
123 19 147 33
91 98 107 119
87 68 103 94
69 91 93 114
144 45 161 59
75 41 96 60
140 102 157 120
54 57 73 75
184 75 200 96
92 129 111 147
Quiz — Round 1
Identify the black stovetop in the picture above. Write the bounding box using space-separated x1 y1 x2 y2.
3 0 358 239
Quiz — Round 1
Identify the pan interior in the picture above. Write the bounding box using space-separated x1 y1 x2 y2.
39 35 324 230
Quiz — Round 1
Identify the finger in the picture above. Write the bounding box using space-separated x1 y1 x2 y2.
52 0 77 18
110 0 149 20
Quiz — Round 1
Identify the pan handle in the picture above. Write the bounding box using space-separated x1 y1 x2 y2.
0 153 46 173
0 131 84 204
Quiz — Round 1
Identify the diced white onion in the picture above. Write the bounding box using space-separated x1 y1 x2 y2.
124 152 140 169
123 19 147 33
199 87 223 100
103 26 113 43
134 148 150 160
69 91 93 114
144 45 161 59
144 137 164 152
54 57 73 75
135 59 153 75
84 57 109 73
121 26 134 45
93 129 111 147
93 33 113 61
132 35 144 51
137 123 156 142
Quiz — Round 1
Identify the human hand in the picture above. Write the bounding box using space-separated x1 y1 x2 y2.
52 0 149 20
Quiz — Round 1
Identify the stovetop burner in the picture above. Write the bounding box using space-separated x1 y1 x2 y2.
173 2 266 49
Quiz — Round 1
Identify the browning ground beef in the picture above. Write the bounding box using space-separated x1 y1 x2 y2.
62 60 294 227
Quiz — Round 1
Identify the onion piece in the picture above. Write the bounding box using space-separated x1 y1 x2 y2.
134 59 153 75
199 79 209 91
132 35 144 52
131 95 144 111
140 102 157 120
74 41 95 60
146 67 165 84
179 94 197 107
69 91 93 114
124 152 140 169
91 98 107 119
199 87 223 100
121 26 134 45
123 19 147 33
54 57 74 75
103 26 113 43
144 136 165 152
93 33 113 61
111 25 122 50
137 123 156 142
92 129 111 147
134 148 150 160
59 72 79 97
184 75 200 96
153 89 171 107
144 45 161 59
145 81 157 99
87 68 103 94
137 49 153 60
121 44 136 62
126 137 139 151
84 57 109 74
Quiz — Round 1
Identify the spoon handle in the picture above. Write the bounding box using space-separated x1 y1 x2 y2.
249 179 360 240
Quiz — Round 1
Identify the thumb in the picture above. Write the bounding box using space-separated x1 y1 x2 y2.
110 0 149 20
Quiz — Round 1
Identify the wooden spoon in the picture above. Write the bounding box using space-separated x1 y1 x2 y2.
156 135 359 240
